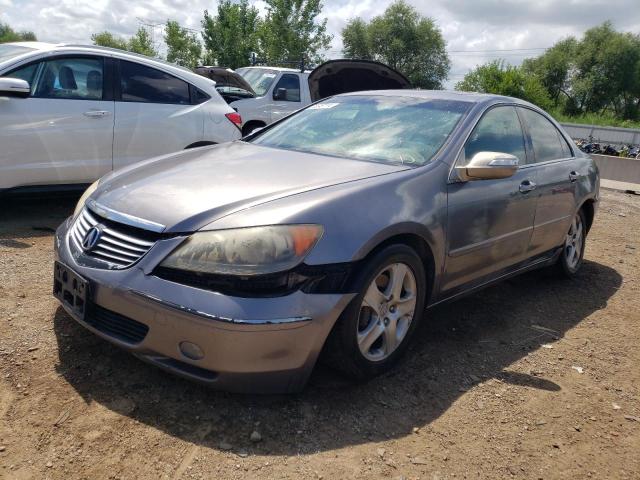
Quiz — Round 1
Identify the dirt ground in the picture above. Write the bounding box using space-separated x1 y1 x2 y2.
0 189 639 480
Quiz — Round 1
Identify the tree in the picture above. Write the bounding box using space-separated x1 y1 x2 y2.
455 60 552 110
258 0 332 65
91 28 157 57
128 27 157 57
521 22 640 120
165 20 202 68
341 1 449 89
0 23 37 43
91 31 129 51
341 18 371 60
202 0 261 68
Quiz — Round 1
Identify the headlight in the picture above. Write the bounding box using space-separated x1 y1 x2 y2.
73 180 99 217
160 224 324 276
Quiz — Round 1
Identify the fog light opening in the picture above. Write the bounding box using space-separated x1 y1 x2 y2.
179 341 205 360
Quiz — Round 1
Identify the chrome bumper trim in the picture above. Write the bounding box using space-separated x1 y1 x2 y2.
130 290 313 325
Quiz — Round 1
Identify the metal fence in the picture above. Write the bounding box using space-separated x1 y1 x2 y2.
560 123 640 146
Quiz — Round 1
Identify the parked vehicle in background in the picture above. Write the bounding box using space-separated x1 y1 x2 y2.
0 42 242 193
53 90 599 393
196 60 411 136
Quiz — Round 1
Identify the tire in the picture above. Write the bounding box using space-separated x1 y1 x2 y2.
554 208 587 278
322 244 427 381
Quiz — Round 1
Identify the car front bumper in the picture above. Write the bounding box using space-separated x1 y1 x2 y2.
53 217 354 393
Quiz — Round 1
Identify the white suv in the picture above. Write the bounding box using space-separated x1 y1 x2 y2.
0 42 242 193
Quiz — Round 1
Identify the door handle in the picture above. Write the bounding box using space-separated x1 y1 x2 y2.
519 180 537 193
569 171 579 182
83 110 111 118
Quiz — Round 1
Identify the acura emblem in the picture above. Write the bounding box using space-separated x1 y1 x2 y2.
81 226 101 251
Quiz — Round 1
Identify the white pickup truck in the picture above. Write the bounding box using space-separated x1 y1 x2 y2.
196 60 411 136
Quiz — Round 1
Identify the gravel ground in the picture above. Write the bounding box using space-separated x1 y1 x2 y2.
0 189 639 480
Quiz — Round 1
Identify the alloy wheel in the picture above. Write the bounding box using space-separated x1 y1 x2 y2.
564 213 584 271
357 262 417 361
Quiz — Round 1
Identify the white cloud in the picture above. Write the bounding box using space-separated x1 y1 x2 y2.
2 0 639 87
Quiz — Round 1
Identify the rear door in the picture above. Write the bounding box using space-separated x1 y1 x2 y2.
112 59 203 170
443 105 538 292
270 73 303 122
0 55 114 189
518 107 579 256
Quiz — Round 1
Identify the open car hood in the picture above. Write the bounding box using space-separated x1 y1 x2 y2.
308 59 411 102
194 66 256 95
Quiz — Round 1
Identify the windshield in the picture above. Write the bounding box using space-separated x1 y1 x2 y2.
236 67 278 97
250 96 471 166
0 45 35 63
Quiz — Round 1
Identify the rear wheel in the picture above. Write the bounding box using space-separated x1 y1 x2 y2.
323 244 427 380
554 209 587 277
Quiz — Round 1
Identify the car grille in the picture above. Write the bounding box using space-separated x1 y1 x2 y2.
85 302 149 344
70 208 156 268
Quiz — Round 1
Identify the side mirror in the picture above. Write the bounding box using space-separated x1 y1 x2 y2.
455 151 519 181
273 87 287 101
0 78 30 98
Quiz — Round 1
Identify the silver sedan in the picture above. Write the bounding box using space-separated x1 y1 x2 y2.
53 90 599 393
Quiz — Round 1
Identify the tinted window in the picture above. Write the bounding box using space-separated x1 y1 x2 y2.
120 60 190 104
4 62 40 85
273 74 300 102
461 106 526 166
191 86 210 105
251 96 470 166
519 108 566 163
33 57 104 100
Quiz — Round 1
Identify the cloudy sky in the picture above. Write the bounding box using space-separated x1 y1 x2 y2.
1 0 639 87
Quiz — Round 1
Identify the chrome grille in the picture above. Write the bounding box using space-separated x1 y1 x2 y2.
70 208 155 268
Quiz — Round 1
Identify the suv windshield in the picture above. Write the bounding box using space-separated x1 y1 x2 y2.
250 95 471 166
236 67 278 97
0 45 36 63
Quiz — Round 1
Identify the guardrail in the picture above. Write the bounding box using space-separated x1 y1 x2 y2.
561 123 640 147
591 154 640 184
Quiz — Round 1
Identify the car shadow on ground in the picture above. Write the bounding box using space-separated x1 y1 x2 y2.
51 258 622 454
0 194 78 243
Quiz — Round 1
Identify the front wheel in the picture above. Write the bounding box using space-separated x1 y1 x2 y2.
322 244 427 380
554 209 587 277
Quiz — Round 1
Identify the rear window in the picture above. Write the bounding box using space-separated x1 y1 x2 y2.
120 60 190 105
250 96 471 166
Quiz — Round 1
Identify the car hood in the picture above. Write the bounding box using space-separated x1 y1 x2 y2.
308 59 411 102
92 142 408 233
193 66 255 95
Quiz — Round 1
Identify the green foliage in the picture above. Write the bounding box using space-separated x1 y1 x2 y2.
202 0 261 68
0 23 37 43
91 28 157 57
258 0 332 65
549 108 640 130
128 28 157 57
165 21 202 68
455 60 552 109
341 1 449 89
91 31 129 51
523 22 640 121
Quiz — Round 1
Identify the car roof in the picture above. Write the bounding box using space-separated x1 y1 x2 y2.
338 89 535 107
0 42 218 93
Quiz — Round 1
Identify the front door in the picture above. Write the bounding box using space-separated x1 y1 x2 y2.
0 55 114 190
270 73 303 122
443 105 538 292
